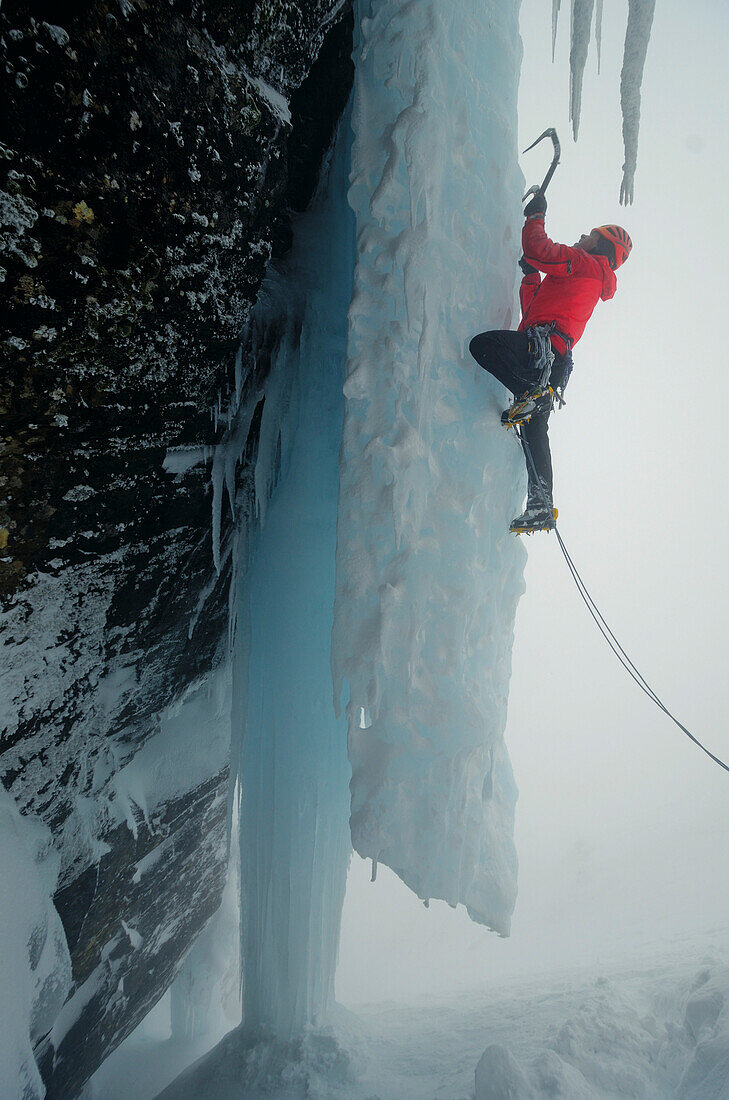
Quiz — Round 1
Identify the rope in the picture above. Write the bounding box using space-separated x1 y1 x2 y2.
516 427 729 774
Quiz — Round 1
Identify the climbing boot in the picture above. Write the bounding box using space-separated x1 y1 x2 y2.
509 505 558 535
501 387 554 428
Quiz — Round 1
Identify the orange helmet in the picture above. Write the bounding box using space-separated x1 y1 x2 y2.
594 225 632 269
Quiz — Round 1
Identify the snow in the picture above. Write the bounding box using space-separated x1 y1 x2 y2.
332 0 527 936
0 556 125 884
162 446 211 476
111 665 230 829
250 76 292 126
343 945 729 1098
0 785 72 1100
87 937 729 1098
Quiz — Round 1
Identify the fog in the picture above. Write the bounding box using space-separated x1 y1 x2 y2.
337 0 729 1005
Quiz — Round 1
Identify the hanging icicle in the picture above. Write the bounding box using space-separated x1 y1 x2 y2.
551 0 561 61
619 0 657 204
551 0 656 202
568 0 595 139
595 0 603 74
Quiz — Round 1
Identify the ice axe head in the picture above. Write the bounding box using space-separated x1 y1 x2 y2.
522 127 561 203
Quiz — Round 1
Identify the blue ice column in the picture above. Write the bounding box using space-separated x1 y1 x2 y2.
233 120 354 1038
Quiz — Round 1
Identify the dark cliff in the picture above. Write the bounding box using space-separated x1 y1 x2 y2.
0 1 353 1094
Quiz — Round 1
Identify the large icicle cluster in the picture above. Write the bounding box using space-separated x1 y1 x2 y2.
555 0 656 203
333 0 526 935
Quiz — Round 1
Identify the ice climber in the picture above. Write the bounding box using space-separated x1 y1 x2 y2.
469 191 631 533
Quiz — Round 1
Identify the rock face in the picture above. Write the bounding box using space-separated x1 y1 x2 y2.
0 1 353 1094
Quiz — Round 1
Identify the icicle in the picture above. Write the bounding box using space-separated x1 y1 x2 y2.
569 0 595 140
234 345 243 408
595 0 603 73
619 0 657 205
551 0 561 62
210 389 260 574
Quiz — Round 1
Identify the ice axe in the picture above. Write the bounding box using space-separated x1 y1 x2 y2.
521 127 561 203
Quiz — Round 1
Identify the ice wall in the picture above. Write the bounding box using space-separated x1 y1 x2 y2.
232 117 354 1038
333 0 527 936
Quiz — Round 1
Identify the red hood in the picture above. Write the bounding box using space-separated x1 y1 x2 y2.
596 255 617 301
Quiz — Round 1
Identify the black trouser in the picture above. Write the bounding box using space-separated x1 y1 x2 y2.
469 329 570 509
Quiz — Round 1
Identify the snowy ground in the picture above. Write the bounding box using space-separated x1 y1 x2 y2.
351 947 729 1099
86 932 729 1099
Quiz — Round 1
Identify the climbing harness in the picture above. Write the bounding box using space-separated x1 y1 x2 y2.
501 324 559 429
515 427 729 774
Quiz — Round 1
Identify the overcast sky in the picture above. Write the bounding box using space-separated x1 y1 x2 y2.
337 0 729 1005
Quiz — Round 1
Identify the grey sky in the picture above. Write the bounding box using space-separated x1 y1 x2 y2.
337 0 729 1004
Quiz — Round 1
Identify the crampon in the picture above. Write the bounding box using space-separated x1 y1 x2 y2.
509 506 558 535
500 386 554 428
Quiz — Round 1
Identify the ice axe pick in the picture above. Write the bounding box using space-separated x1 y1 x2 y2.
522 127 561 203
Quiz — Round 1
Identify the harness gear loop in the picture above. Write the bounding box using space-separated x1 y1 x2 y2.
527 323 574 409
526 322 555 392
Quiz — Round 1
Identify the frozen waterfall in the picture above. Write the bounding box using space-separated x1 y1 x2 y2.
332 0 527 936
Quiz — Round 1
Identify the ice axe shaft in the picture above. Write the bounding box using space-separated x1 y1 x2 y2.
522 127 561 202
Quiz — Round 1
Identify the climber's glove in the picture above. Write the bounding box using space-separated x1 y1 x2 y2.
523 190 547 218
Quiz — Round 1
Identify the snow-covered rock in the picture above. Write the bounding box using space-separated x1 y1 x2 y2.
0 2 354 1094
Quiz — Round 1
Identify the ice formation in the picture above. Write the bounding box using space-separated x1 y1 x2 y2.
553 0 656 202
569 0 595 138
332 0 527 935
231 116 354 1038
619 0 657 205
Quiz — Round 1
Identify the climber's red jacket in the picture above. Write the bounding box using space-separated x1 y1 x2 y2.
518 214 617 355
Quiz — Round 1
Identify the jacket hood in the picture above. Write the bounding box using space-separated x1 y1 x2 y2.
597 255 617 301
